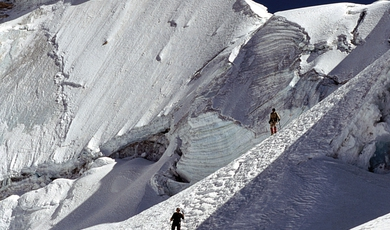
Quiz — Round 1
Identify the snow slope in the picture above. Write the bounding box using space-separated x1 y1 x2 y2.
85 44 390 230
1 0 390 229
0 0 269 185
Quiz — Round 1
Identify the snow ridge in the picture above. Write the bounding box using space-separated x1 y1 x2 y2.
91 47 390 230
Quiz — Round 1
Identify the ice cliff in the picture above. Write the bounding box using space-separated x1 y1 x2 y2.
0 0 268 186
1 0 390 229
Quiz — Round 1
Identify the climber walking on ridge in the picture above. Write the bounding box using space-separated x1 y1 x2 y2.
170 207 185 230
269 108 281 135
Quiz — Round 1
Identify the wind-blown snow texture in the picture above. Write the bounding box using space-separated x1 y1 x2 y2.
1 0 390 229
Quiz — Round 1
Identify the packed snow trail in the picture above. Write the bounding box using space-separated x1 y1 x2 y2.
198 158 390 230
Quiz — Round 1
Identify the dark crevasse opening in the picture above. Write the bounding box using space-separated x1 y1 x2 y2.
369 138 390 173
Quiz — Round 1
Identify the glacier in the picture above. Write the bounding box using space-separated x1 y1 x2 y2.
0 0 390 229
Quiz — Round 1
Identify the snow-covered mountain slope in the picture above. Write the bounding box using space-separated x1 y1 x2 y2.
88 44 390 229
0 0 268 187
1 0 390 229
278 2 390 82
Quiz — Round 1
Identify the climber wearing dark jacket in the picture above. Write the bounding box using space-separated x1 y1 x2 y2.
269 108 281 135
170 208 184 230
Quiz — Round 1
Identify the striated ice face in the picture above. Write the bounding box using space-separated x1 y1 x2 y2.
0 0 270 182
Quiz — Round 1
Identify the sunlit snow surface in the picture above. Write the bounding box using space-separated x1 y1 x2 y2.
1 0 390 229
87 48 390 230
